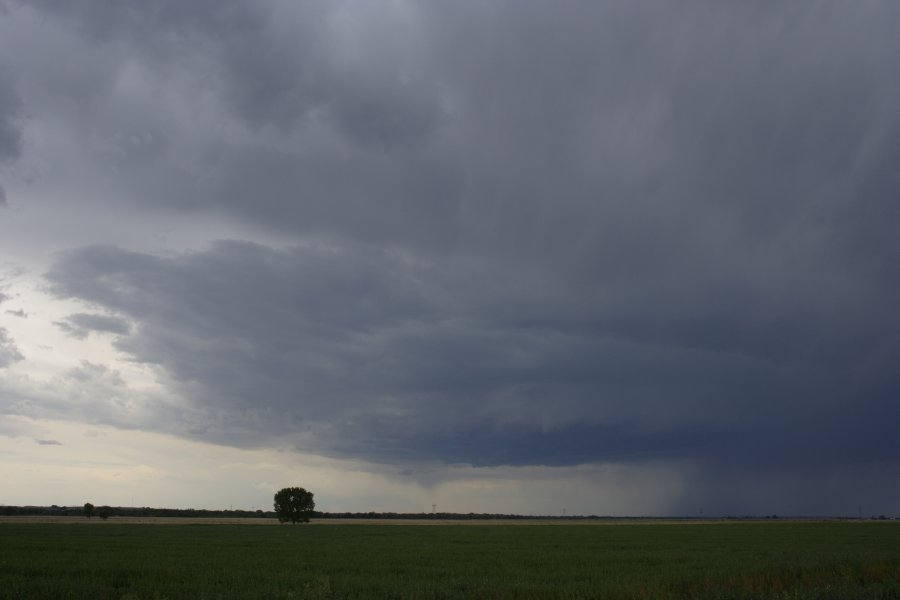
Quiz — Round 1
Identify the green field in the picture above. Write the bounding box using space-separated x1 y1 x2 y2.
1 521 898 599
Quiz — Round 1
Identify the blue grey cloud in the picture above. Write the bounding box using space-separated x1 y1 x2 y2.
0 70 21 163
0 68 23 206
54 313 131 340
45 234 900 476
6 0 899 513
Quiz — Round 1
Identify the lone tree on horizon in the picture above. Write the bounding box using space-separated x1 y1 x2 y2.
273 487 315 524
83 502 94 519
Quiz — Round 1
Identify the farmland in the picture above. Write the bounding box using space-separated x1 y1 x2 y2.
0 520 898 599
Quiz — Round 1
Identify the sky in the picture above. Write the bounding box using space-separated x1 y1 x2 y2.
1 1 898 517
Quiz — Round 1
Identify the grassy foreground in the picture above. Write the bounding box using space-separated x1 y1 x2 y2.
0 521 898 599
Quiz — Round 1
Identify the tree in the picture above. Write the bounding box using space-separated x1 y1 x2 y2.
273 487 315 524
97 505 112 520
83 502 94 519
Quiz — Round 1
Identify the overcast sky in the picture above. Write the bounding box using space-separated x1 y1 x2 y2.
1 1 898 516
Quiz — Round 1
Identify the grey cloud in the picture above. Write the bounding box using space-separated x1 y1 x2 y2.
64 361 125 387
671 461 900 518
15 0 264 49
46 243 436 419
45 238 900 474
14 0 434 136
9 1 456 246
5 308 26 318
13 1 900 261
54 313 131 339
0 69 21 164
2 360 168 433
0 67 22 207
14 1 900 512
0 327 23 367
53 321 88 340
35 438 62 446
30 0 440 141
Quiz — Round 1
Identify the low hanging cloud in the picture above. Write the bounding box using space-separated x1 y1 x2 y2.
54 313 131 340
45 236 900 474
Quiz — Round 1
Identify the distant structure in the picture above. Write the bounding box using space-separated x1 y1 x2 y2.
432 504 437 514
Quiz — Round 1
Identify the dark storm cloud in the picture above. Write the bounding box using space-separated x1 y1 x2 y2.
0 67 23 206
7 0 458 245
13 1 900 257
46 242 439 427
0 69 21 162
54 313 131 340
21 0 437 135
15 1 900 509
45 235 900 473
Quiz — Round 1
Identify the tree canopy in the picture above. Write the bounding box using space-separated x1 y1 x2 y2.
273 487 315 524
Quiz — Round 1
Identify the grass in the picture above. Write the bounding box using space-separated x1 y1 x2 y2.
0 521 898 599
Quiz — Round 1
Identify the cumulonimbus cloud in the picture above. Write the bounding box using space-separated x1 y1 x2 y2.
44 235 900 472
1 1 897 514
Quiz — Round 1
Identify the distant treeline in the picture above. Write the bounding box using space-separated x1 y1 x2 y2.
0 505 595 520
2 506 892 520
1 505 276 519
318 512 591 520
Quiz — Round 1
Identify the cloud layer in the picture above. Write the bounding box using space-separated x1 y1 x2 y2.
2 1 899 513
45 234 899 473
